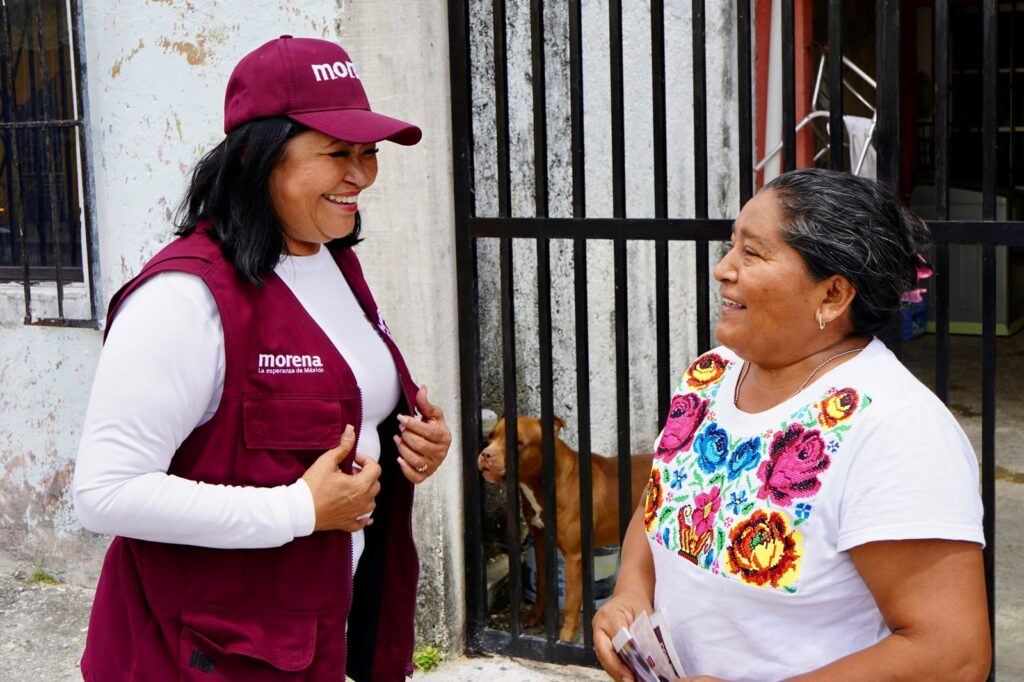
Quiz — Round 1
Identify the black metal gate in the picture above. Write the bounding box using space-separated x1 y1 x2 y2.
449 0 1021 675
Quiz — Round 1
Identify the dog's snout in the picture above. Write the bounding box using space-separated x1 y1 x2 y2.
480 448 495 461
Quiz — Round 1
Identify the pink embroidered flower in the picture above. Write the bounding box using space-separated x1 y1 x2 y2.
756 423 830 506
691 485 722 536
656 393 709 462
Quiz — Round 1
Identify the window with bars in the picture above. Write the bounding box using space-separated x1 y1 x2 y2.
0 0 94 325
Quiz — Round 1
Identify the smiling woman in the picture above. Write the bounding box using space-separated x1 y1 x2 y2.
72 37 451 682
593 169 990 682
270 134 380 255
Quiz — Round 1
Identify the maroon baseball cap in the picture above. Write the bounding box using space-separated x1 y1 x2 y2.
224 36 421 145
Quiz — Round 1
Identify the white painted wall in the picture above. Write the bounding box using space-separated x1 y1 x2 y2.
0 0 462 650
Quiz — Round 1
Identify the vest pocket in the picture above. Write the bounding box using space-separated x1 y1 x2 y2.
179 608 316 679
243 397 353 451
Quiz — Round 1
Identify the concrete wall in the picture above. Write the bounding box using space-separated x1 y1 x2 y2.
0 0 462 651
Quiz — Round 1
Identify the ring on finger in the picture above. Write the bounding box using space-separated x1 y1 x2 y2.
415 462 428 473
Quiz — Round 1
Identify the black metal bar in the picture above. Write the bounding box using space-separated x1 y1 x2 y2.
0 2 32 324
499 236 522 641
493 0 511 218
980 0 997 670
0 266 84 282
609 0 632 551
874 0 901 353
693 0 710 354
934 0 949 222
531 0 548 221
737 0 753 205
490 0 524 641
928 221 1024 246
529 0 559 647
536 237 558 646
568 0 595 650
448 0 486 652
476 627 597 666
0 119 81 129
827 0 843 171
569 0 585 221
781 0 796 171
933 0 950 404
934 242 950 403
70 0 100 322
474 217 733 241
470 217 1024 246
652 0 670 427
27 317 99 329
875 0 901 190
37 0 65 319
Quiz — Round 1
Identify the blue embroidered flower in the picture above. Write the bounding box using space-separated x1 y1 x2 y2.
693 422 729 474
661 526 672 547
795 502 812 520
727 437 762 481
728 490 748 514
703 548 715 569
827 439 840 454
669 469 687 489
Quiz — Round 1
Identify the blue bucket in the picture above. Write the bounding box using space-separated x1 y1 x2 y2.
521 534 619 609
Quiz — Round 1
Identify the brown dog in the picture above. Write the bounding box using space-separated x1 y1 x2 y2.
478 416 653 641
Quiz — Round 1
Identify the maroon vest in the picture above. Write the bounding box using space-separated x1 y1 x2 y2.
81 229 420 681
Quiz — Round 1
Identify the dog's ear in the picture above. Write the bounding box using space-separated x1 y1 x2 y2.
553 416 565 434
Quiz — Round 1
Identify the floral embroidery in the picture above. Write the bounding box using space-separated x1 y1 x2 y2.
645 468 664 532
816 387 860 429
691 486 722 536
726 509 803 589
677 505 714 564
656 393 709 463
726 436 761 481
645 350 872 596
727 490 748 514
669 469 687 489
685 353 729 390
693 422 729 474
756 424 830 506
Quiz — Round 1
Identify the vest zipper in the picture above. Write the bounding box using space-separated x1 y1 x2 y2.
346 384 364 672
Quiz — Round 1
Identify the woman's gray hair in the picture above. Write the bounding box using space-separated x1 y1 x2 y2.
762 168 930 336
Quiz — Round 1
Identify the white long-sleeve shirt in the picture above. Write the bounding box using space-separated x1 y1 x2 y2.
73 245 400 571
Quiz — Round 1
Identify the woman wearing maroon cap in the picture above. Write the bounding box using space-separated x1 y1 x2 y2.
74 36 448 680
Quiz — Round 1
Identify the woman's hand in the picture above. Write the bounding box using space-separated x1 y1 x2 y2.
394 385 452 484
592 588 654 682
302 425 382 532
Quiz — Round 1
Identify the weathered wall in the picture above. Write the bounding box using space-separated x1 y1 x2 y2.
0 0 462 651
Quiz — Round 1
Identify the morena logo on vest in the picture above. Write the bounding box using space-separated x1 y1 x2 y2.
257 353 325 375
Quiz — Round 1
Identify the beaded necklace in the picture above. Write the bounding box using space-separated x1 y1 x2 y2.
733 342 868 405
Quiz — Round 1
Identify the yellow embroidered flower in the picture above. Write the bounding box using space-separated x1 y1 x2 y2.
725 509 803 589
816 387 860 429
685 353 729 390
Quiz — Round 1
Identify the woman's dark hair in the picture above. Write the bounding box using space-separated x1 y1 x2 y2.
762 168 930 335
174 117 362 285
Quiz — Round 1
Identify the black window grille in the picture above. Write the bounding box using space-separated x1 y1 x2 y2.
0 0 95 326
